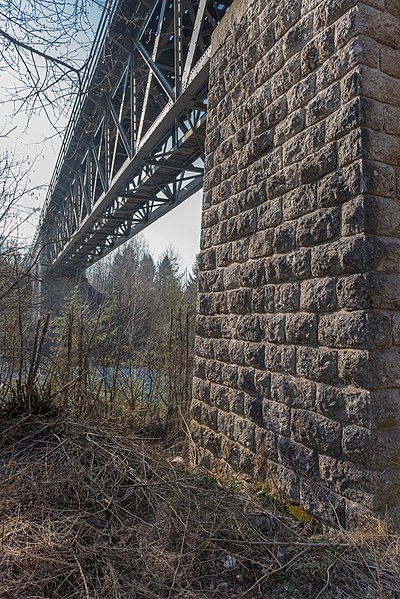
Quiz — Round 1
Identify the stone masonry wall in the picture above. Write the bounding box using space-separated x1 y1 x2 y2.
192 0 400 527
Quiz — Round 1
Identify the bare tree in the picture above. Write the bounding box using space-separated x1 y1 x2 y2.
0 0 100 128
0 151 40 385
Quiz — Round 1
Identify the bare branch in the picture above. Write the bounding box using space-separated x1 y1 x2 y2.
0 26 85 74
0 125 17 138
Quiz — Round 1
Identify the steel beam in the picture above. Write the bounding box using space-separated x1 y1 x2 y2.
31 0 233 273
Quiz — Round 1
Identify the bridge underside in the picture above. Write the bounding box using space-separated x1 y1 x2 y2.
35 0 233 274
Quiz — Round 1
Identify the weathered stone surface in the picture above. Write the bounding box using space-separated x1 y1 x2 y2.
297 206 340 246
192 0 400 529
255 426 277 462
316 384 370 427
338 349 370 388
252 286 275 313
300 144 337 184
254 371 271 398
319 455 373 504
285 313 317 344
244 393 263 425
336 274 369 310
264 343 296 374
291 409 342 456
300 277 337 312
342 425 372 467
282 183 317 220
262 400 291 436
261 315 285 343
278 436 318 477
319 312 371 349
267 462 300 504
370 389 400 431
274 283 300 312
297 347 338 384
300 479 346 527
271 374 316 410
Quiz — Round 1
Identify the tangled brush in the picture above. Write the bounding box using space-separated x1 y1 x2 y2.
0 413 399 598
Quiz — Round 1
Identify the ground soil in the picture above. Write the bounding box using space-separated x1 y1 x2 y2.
0 412 399 598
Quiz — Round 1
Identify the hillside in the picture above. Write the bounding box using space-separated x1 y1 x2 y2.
0 411 399 598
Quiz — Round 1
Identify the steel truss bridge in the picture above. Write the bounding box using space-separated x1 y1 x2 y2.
34 0 233 273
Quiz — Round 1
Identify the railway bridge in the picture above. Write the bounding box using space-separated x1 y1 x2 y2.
33 0 233 273
34 0 400 528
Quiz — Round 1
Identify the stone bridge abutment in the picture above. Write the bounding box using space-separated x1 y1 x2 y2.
192 0 400 527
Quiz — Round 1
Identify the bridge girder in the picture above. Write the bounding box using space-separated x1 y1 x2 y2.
34 0 233 273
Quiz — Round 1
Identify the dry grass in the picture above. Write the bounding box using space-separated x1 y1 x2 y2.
0 412 399 598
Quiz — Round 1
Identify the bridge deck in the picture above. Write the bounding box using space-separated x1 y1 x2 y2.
34 0 233 273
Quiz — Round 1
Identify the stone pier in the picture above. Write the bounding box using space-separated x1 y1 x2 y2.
192 0 400 527
36 262 100 318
